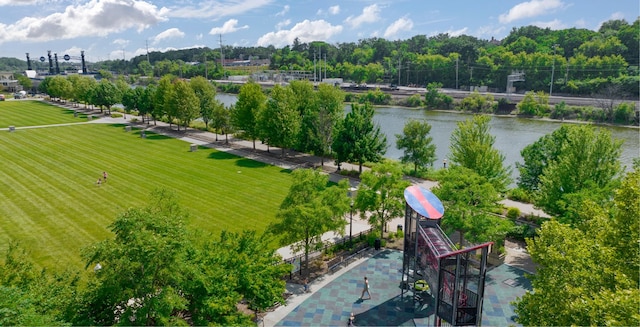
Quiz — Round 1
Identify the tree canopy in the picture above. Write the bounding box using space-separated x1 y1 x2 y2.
333 103 387 173
449 115 512 192
395 119 437 174
514 168 640 326
355 162 410 239
268 169 350 276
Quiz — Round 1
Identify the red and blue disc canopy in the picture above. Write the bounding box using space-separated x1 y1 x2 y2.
404 185 445 219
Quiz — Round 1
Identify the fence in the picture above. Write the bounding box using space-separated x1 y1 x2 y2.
282 228 374 279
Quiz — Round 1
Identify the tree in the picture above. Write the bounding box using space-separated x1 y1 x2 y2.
333 103 387 173
535 125 623 221
138 84 156 124
0 243 79 326
449 115 512 192
258 84 301 157
232 81 266 149
517 125 571 192
72 76 98 109
288 80 316 152
190 76 218 129
121 86 143 113
309 84 344 166
514 169 640 325
79 189 193 325
168 79 199 130
268 169 350 276
91 79 120 114
154 75 175 128
395 119 437 174
433 166 513 248
78 189 288 326
355 162 410 239
16 74 32 92
210 103 230 142
207 231 289 318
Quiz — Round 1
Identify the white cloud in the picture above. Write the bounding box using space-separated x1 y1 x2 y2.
256 19 343 47
168 0 272 19
345 4 381 28
276 4 289 16
196 33 203 40
276 19 291 30
499 0 565 24
153 28 185 44
0 0 39 5
383 17 413 39
0 0 167 44
531 19 567 30
209 19 249 35
476 25 507 39
596 11 626 30
574 19 587 28
329 5 340 15
429 27 469 37
112 39 130 47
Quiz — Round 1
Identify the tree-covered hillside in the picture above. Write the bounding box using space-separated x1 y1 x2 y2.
2 18 638 98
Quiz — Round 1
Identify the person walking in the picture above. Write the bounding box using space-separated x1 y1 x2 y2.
102 171 108 182
360 276 371 300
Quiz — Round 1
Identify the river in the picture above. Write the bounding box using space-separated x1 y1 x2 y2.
217 93 639 180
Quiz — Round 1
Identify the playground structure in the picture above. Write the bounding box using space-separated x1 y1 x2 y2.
401 185 492 326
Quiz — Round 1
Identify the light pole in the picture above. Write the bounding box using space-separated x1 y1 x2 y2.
349 202 353 247
348 187 358 248
550 44 558 96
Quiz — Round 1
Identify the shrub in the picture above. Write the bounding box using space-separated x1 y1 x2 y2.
111 113 123 118
359 88 391 105
396 229 404 239
404 94 423 107
506 207 521 220
507 187 533 203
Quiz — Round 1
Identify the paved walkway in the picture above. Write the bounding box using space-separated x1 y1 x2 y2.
29 103 539 326
264 249 532 327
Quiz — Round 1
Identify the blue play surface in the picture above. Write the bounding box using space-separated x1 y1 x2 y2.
275 249 531 326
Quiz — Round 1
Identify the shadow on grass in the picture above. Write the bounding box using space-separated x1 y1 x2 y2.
208 151 240 160
236 158 268 168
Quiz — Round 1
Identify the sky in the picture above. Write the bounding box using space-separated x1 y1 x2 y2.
0 0 638 63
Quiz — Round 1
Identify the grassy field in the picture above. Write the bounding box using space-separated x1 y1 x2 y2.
0 102 292 270
0 100 89 128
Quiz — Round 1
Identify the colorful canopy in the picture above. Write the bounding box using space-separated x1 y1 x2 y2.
404 185 445 219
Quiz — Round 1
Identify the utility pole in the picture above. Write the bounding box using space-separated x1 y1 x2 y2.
398 58 401 86
455 57 459 89
146 40 150 64
313 50 316 82
406 62 409 85
219 34 225 76
204 51 208 80
550 44 558 96
324 53 327 80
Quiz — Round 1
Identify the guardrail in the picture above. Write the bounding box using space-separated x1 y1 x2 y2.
282 228 374 279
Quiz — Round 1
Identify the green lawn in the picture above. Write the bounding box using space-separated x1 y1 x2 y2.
0 118 292 269
0 100 91 128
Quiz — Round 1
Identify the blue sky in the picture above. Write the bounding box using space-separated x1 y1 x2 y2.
0 0 638 62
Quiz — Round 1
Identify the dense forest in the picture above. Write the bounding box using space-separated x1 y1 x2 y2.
1 18 638 98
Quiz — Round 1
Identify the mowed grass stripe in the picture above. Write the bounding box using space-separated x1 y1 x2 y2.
0 123 291 269
0 100 85 128
0 134 111 265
